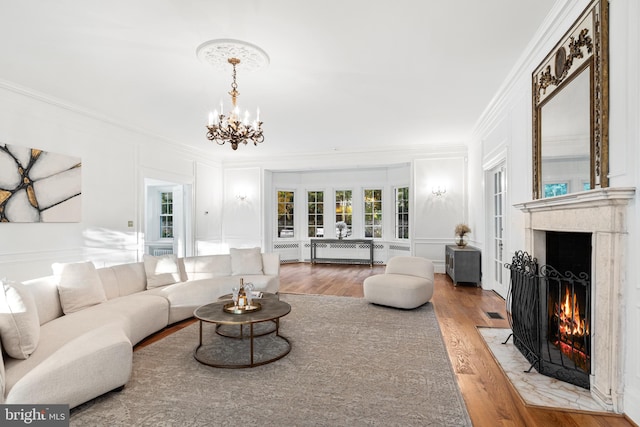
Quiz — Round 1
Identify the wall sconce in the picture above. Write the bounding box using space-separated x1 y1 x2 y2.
432 186 447 197
236 192 247 201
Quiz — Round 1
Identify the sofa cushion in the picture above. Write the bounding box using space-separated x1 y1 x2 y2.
149 278 233 324
183 255 232 280
143 255 186 289
52 262 107 315
95 294 169 344
363 273 434 309
385 256 433 278
96 268 120 300
110 262 147 296
0 280 40 359
230 247 263 275
239 275 279 294
20 277 63 326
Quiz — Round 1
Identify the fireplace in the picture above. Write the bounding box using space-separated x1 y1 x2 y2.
540 231 591 388
513 188 635 413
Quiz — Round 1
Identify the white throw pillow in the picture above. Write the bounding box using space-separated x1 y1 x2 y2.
144 254 184 288
53 261 108 314
230 247 264 275
0 279 40 359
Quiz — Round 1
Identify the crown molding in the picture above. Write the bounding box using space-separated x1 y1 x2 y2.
0 77 221 166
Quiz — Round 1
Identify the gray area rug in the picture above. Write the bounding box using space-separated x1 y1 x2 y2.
71 294 471 426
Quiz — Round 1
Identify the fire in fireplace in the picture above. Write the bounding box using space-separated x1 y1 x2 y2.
539 264 591 388
550 281 590 370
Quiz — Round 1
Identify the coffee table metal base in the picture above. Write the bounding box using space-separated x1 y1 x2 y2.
215 320 277 338
195 321 291 368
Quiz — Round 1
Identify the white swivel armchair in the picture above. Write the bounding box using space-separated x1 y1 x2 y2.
363 256 434 309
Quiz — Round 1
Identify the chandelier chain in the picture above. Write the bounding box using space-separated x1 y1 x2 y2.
229 58 239 107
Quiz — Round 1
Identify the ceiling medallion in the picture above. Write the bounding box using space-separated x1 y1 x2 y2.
197 39 269 150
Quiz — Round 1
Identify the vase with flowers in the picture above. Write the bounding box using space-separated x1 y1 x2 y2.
454 223 471 247
336 221 347 239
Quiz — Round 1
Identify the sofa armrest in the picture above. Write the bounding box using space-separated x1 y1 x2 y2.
261 253 280 276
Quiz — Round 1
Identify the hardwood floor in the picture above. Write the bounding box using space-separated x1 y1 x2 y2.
138 262 636 427
279 263 636 427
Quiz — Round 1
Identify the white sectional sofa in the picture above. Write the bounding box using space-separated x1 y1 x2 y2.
0 248 279 409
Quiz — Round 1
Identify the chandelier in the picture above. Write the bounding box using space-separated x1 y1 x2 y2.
197 39 269 151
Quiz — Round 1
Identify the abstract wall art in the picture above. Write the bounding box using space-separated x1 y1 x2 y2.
0 143 81 222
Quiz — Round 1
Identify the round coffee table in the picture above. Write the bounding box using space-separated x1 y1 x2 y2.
215 292 280 338
193 298 291 368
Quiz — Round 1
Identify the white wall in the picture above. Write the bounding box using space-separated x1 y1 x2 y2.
412 155 468 272
222 167 262 249
611 0 640 422
471 0 640 421
0 84 223 281
194 162 224 254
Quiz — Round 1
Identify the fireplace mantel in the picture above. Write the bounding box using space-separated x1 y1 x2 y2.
514 187 635 413
514 188 635 213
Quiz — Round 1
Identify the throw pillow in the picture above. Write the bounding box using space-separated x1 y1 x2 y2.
144 254 184 288
230 247 264 275
53 261 108 315
0 279 41 359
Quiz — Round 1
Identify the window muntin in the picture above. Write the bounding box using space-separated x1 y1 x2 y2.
308 191 324 237
277 191 295 238
364 189 382 238
160 192 174 238
335 190 352 237
395 187 409 239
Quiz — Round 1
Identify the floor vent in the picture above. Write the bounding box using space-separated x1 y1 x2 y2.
486 311 504 320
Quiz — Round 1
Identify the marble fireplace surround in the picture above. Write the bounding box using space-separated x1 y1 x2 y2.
514 187 635 413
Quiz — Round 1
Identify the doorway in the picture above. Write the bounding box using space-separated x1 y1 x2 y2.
143 177 193 258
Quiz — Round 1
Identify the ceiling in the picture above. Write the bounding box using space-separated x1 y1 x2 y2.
0 0 557 162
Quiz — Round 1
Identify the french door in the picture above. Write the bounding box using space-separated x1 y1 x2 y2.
490 163 508 297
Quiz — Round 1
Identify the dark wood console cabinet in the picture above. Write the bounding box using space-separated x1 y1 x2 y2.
445 245 481 286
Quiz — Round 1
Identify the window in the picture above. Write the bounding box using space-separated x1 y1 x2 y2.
277 191 295 238
395 187 409 239
544 183 568 198
335 190 352 237
160 192 174 238
308 191 324 237
364 189 382 238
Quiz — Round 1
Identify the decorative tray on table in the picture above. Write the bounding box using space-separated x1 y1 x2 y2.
223 302 262 314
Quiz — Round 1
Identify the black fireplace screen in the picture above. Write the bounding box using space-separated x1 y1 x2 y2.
505 251 591 389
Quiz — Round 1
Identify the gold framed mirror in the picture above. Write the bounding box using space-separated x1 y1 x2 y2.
532 0 609 199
